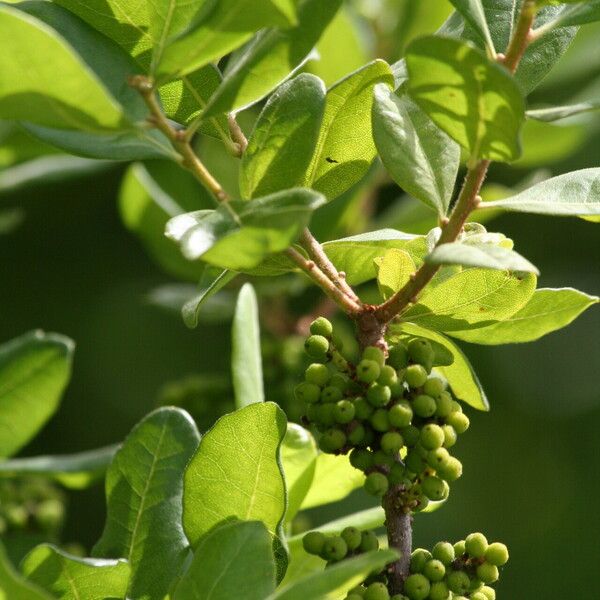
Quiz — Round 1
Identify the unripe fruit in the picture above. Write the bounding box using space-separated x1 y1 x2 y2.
434 392 453 418
330 372 350 391
332 351 349 372
310 317 333 337
441 425 457 448
423 558 445 581
364 472 389 496
446 570 470 594
390 596 410 600
381 431 404 455
454 540 466 557
485 542 509 566
476 562 499 584
305 334 330 358
370 408 390 432
428 581 450 600
353 396 373 420
294 382 320 404
302 531 326 555
388 461 406 485
427 447 450 470
322 536 348 561
437 456 462 482
317 404 336 426
405 451 424 474
401 425 420 446
348 423 366 446
423 376 445 397
360 530 379 552
480 586 496 600
346 595 364 600
388 343 408 369
334 400 355 424
364 582 390 600
432 541 455 566
378 364 398 386
471 593 487 600
4 504 28 528
321 386 343 403
412 394 436 418
348 586 367 598
363 346 386 367
388 379 404 398
407 338 434 367
388 401 413 428
305 363 330 386
306 403 320 422
410 548 432 573
341 526 362 551
421 476 447 501
320 428 346 452
367 383 392 407
403 573 430 600
465 533 489 558
36 498 64 530
373 450 394 469
420 424 445 449
446 412 470 434
357 359 381 383
405 364 428 388
350 448 374 471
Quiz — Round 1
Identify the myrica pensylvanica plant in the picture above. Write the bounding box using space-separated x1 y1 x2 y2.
0 0 599 599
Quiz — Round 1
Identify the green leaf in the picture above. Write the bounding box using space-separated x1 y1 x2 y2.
401 269 537 332
323 230 426 286
406 35 525 162
426 242 539 274
0 542 52 600
448 0 496 55
448 288 599 344
0 4 127 131
119 161 213 281
165 189 326 270
182 268 238 329
93 407 201 600
374 248 416 300
538 1 600 29
479 168 600 216
157 0 297 80
303 60 394 200
290 507 386 541
22 544 130 600
390 323 489 411
300 453 364 510
0 444 118 489
372 86 460 216
203 0 343 117
240 74 326 200
232 284 265 409
280 424 317 524
269 550 399 600
0 331 74 458
173 520 276 600
527 101 600 122
183 402 287 546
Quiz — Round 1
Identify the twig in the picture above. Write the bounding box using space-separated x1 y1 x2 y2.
228 114 249 157
501 0 538 74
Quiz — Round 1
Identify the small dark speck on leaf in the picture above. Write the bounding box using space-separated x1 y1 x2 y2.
326 157 339 163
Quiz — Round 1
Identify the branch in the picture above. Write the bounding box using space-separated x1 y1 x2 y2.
501 0 537 74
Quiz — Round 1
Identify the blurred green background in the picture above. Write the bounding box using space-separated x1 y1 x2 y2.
1 1 599 598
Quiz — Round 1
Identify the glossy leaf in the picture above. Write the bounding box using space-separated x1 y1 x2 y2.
232 284 265 409
93 407 201 600
448 288 599 344
165 189 326 270
401 269 537 332
203 0 343 117
449 0 496 54
426 242 539 274
157 0 298 80
0 542 52 600
0 331 73 458
527 101 600 122
322 230 426 286
183 402 287 546
22 544 130 600
374 248 416 300
303 60 394 200
372 85 460 216
391 323 489 411
480 168 600 216
406 36 525 162
240 74 326 199
0 444 118 489
539 1 600 29
173 521 276 600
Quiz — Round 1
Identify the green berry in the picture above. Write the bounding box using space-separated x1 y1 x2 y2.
432 541 455 566
465 533 488 558
346 595 364 600
321 386 343 403
437 456 462 482
421 476 447 501
367 383 392 407
334 400 355 424
388 401 413 428
423 558 445 582
441 425 457 448
388 461 406 485
348 586 367 598
453 540 466 557
353 396 373 420
360 529 379 552
390 596 410 600
389 378 405 398
305 334 330 358
388 343 408 369
350 448 374 471
476 563 499 584
428 581 450 600
370 408 390 432
480 586 496 600
405 451 425 474
401 425 420 446
357 359 381 383
364 472 389 496
305 363 330 386
404 573 430 600
410 549 432 573
485 542 509 566
434 392 453 418
450 400 462 413
446 412 470 434
423 377 445 397
373 450 395 468
407 338 434 367
4 504 27 528
36 498 64 530
332 351 349 372
294 382 321 404
412 394 436 418
420 424 445 450
330 373 350 391
378 364 398 386
446 570 470 594
302 531 326 555
317 403 336 426
322 536 348 561
381 431 404 455
364 582 390 600
471 593 487 600
310 317 333 337
320 428 346 452
427 447 450 470
348 423 367 445
341 526 363 551
362 346 386 367
405 364 428 388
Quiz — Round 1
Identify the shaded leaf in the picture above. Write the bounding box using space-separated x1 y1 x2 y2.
0 542 52 600
374 248 416 300
449 0 496 54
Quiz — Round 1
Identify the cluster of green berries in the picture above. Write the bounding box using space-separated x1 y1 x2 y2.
403 534 509 600
296 317 468 510
0 477 65 535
